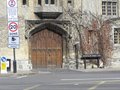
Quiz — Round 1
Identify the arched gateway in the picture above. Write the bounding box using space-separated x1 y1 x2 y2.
29 22 67 68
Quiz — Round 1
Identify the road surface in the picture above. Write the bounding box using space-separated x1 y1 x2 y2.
0 69 120 90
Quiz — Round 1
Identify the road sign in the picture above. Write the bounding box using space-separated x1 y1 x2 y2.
8 36 19 48
9 22 18 32
8 0 16 7
1 56 7 74
7 7 18 21
7 0 18 21
7 0 17 7
8 21 19 36
7 0 19 73
1 57 7 62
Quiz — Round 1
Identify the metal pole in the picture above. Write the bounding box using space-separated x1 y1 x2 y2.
84 59 86 69
97 59 100 68
13 48 17 73
75 44 79 69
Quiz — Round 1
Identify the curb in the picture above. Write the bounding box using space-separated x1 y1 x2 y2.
70 68 120 72
0 73 13 77
0 71 37 77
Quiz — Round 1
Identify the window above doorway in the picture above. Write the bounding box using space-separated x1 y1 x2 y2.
45 0 55 5
34 0 62 19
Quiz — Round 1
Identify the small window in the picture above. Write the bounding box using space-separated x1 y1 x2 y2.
45 0 55 5
23 0 26 5
67 0 73 6
102 1 117 16
68 1 72 4
102 2 106 15
38 0 41 5
45 0 49 4
107 2 112 15
51 0 55 4
112 2 117 15
114 28 120 44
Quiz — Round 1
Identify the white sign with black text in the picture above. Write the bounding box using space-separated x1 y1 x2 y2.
7 7 18 21
8 36 19 48
7 0 18 21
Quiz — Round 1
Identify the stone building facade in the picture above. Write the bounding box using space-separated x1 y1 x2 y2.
0 0 120 71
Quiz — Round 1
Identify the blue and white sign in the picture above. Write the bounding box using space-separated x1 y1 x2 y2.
7 7 18 21
1 56 7 74
1 56 7 62
8 36 20 48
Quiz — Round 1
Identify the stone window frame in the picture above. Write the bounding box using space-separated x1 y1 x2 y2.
102 0 118 16
114 28 120 44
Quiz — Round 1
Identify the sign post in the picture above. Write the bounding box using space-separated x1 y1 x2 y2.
13 48 17 73
7 0 19 73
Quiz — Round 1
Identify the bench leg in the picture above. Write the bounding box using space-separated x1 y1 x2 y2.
84 60 86 69
97 59 99 68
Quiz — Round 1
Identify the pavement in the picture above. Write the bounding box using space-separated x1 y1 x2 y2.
71 67 120 72
0 67 120 77
0 70 36 77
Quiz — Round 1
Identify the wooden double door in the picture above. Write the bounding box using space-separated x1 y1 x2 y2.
30 29 63 68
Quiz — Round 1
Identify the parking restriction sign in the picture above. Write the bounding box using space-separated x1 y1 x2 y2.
7 0 17 7
8 21 19 36
8 36 19 48
7 7 18 21
7 0 18 21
